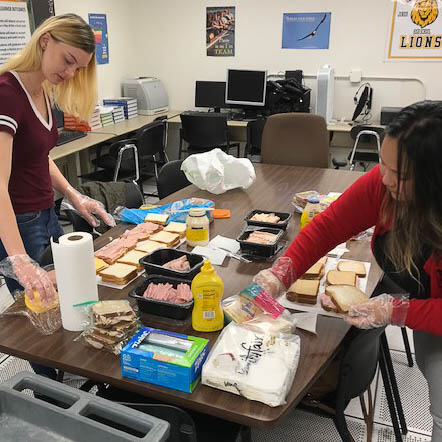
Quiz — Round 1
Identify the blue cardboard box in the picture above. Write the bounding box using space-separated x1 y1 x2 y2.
121 327 210 393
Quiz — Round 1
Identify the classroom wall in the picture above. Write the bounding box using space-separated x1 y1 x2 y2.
55 0 440 122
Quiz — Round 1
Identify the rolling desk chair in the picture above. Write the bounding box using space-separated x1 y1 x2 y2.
178 112 240 159
261 113 329 168
157 160 191 199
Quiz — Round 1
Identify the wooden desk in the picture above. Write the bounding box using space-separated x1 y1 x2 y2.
0 164 382 429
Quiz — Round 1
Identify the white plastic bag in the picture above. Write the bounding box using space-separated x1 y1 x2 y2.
181 149 256 194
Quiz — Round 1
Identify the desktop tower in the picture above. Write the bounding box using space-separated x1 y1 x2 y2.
315 65 335 123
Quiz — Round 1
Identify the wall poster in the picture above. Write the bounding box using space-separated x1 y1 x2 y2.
387 0 442 60
206 6 235 56
88 13 109 64
282 12 331 49
0 0 31 64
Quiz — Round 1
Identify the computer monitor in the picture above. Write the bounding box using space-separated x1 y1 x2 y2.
225 69 267 107
195 81 226 112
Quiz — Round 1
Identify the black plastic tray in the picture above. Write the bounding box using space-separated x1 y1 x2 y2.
237 227 284 258
140 248 204 279
244 209 292 230
129 275 193 320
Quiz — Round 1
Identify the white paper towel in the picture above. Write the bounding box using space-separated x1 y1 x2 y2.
51 232 99 331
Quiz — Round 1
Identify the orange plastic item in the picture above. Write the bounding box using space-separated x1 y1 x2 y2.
214 209 231 219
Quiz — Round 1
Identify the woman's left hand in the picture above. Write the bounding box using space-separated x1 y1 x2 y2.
344 293 410 329
64 186 116 228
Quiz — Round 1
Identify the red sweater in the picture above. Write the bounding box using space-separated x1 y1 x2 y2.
283 165 442 335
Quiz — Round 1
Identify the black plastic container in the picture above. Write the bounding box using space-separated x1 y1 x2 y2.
244 209 292 231
237 227 284 258
140 248 204 279
129 275 193 320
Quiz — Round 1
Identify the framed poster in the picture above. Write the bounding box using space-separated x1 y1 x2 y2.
88 13 109 64
282 12 331 49
206 6 235 56
387 0 442 60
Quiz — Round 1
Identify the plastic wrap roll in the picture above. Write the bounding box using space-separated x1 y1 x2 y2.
51 232 99 331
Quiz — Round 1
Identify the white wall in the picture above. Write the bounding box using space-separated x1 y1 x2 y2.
55 0 441 122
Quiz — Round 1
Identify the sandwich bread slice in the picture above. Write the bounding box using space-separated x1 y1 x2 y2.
337 260 367 277
164 221 187 238
326 270 357 286
325 285 368 313
286 279 320 304
95 257 109 273
302 260 325 280
117 249 147 271
135 240 164 254
144 213 169 225
149 231 180 247
98 263 138 285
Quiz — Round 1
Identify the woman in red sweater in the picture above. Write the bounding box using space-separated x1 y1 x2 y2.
254 101 441 439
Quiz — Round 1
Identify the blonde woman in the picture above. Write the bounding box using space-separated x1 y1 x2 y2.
0 15 114 347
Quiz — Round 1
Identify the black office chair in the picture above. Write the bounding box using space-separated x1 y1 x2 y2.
86 119 169 196
333 125 384 171
244 117 266 161
178 113 240 159
157 160 191 200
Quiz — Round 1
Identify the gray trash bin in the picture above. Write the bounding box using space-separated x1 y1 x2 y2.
0 371 169 442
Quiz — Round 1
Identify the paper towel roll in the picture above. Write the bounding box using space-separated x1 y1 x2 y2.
51 232 99 331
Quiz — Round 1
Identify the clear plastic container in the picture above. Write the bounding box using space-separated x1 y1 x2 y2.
300 196 321 230
186 208 209 247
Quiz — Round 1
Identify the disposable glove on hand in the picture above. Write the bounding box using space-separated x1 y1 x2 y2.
252 256 295 298
63 186 116 228
1 254 57 306
345 293 410 329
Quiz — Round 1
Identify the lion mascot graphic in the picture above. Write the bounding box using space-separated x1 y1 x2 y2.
411 0 439 28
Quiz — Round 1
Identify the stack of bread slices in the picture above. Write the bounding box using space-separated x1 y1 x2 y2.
83 300 138 353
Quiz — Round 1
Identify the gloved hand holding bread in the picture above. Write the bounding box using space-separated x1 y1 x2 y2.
63 185 116 228
344 293 410 329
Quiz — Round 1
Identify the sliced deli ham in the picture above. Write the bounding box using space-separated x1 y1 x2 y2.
142 282 192 304
163 255 191 271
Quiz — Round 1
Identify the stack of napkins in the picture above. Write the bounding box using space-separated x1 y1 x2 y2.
202 322 300 407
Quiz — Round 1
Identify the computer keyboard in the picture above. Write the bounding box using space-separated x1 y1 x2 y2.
56 130 87 146
181 111 228 118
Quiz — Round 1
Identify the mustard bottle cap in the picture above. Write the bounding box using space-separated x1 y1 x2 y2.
200 259 214 274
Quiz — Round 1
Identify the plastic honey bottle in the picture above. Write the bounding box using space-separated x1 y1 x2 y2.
191 259 224 332
300 196 321 230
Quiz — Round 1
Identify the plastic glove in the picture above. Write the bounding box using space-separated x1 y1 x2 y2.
63 185 116 228
1 255 57 306
345 293 410 329
252 256 296 298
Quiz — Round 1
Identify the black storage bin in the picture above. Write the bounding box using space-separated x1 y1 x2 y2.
140 248 204 279
129 275 193 320
244 209 292 230
237 227 283 258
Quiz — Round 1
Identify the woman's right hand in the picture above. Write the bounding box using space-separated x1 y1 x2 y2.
8 255 56 305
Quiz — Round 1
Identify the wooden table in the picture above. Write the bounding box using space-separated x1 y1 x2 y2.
0 164 382 429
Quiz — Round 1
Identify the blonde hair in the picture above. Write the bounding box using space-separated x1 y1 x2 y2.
0 13 97 121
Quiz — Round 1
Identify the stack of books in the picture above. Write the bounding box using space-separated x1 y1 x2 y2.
98 106 114 127
111 105 125 124
103 97 138 119
64 105 102 131
89 105 102 131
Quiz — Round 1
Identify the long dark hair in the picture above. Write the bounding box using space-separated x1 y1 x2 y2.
383 100 442 274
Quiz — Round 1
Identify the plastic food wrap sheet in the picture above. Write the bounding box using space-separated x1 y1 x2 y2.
0 290 62 335
201 322 300 407
116 198 215 225
278 257 371 319
74 300 141 355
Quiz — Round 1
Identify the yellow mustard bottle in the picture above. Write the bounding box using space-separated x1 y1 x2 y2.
300 196 321 230
191 259 224 332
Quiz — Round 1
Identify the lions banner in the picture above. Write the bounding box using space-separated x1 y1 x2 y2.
387 0 442 60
